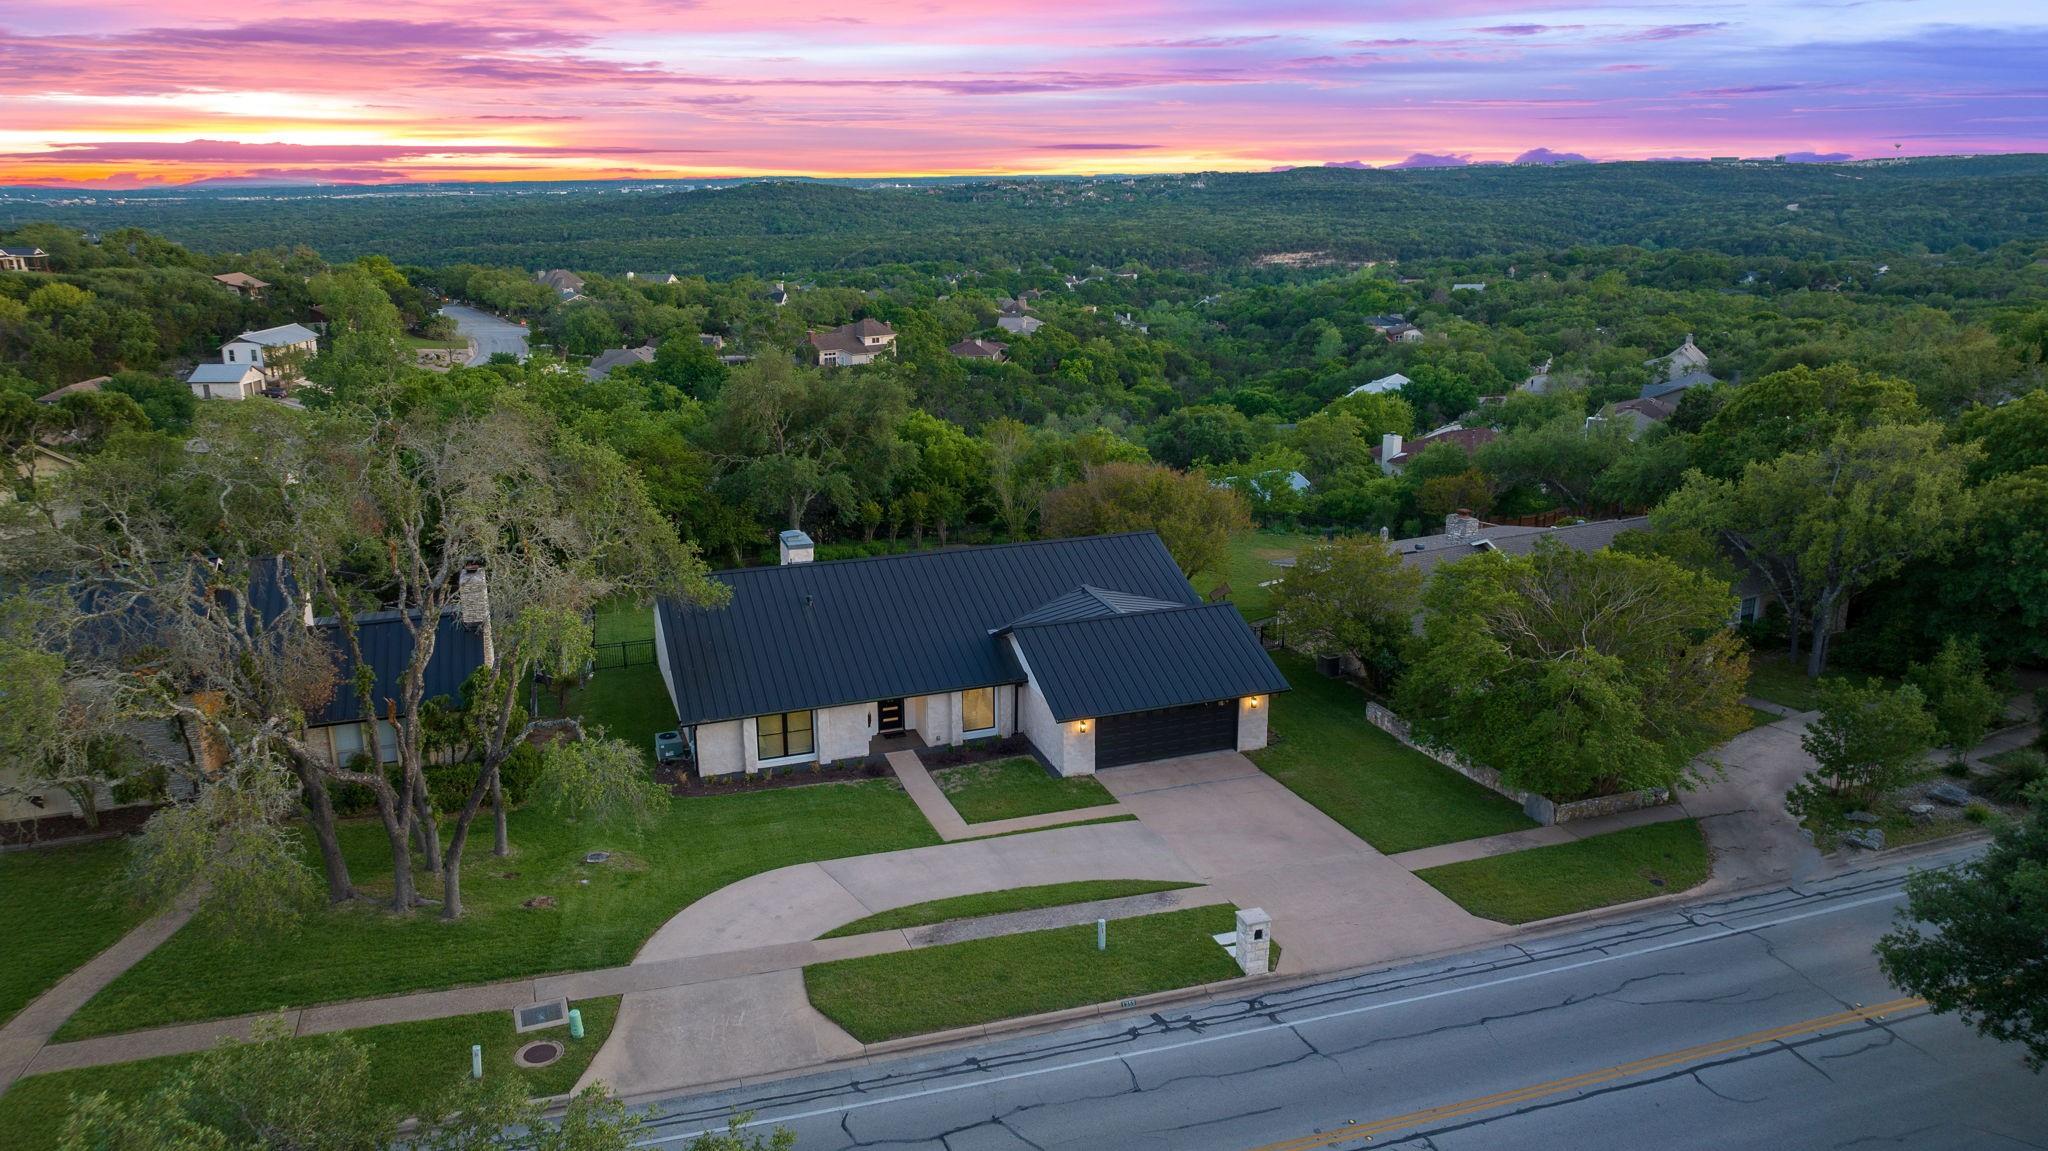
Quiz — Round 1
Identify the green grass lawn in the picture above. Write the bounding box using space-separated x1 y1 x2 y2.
0 839 152 1029
1745 706 1783 730
545 663 675 764
1415 819 1710 924
403 333 470 350
592 599 655 645
0 998 618 1151
1193 529 1319 622
1251 652 1536 854
1744 654 1868 713
819 880 1198 939
932 757 1118 823
59 780 938 1040
806 905 1246 1042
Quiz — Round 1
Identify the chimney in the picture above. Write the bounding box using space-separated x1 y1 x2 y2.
1380 433 1403 473
778 529 815 566
459 563 495 665
1445 509 1480 543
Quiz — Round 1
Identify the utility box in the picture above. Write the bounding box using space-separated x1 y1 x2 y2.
1235 908 1272 976
655 730 685 765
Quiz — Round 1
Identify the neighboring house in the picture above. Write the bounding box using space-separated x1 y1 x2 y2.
1385 512 1651 578
996 314 1044 336
808 319 897 366
1640 369 1716 402
212 272 270 298
1646 334 1710 381
767 282 789 307
1346 372 1410 398
949 338 1008 361
1382 323 1424 343
996 297 1034 316
627 272 679 284
655 531 1287 778
537 269 585 299
222 323 319 384
35 376 108 404
1372 423 1497 475
1590 395 1676 437
0 246 50 272
187 363 266 400
1452 282 1487 292
698 333 725 350
586 344 656 380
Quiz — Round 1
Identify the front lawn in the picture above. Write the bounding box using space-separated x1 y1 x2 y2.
1192 529 1319 622
60 780 938 1039
1252 652 1536 854
806 905 1246 1042
819 880 1198 939
1415 819 1710 924
0 839 152 1028
0 997 618 1151
1744 655 1875 713
932 756 1118 823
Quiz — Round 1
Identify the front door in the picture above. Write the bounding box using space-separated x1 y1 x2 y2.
877 698 906 734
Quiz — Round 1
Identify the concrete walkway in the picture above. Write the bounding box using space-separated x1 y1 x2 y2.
1094 752 1508 975
884 750 1132 840
0 893 199 1094
583 819 1202 1095
1385 803 1692 871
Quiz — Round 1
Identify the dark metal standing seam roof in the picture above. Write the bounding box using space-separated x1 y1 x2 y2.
656 533 1201 728
1006 603 1291 722
309 610 486 726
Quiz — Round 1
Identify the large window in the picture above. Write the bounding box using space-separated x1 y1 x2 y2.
756 710 815 762
961 687 996 735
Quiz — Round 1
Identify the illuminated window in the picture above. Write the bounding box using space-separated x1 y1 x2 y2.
961 687 996 734
756 710 815 761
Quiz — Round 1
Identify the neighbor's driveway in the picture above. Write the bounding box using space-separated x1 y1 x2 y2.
1679 712 1826 889
1094 752 1507 973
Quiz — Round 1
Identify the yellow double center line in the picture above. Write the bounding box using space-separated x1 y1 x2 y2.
1247 996 1929 1150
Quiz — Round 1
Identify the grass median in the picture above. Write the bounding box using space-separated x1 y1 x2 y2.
0 997 619 1151
932 756 1118 823
1415 818 1710 924
806 904 1248 1042
819 880 1200 938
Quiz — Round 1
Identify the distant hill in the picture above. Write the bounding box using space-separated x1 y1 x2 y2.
5 156 2045 276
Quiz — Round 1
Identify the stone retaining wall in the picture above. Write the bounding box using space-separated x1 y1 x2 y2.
1363 702 1671 826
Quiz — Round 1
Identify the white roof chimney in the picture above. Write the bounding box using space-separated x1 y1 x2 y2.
778 529 815 566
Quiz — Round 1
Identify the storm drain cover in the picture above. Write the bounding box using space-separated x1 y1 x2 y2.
584 851 611 864
516 1040 563 1068
514 998 568 1032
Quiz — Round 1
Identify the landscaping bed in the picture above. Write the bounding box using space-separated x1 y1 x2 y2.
1415 819 1711 924
805 904 1248 1043
818 880 1198 939
58 780 938 1040
1252 652 1536 854
931 756 1118 823
0 839 152 1028
0 998 619 1151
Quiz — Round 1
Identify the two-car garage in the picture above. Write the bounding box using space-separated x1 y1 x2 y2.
1093 699 1241 769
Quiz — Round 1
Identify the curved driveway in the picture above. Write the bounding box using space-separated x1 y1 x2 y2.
440 303 529 364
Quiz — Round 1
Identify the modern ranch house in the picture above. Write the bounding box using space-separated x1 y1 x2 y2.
655 532 1289 777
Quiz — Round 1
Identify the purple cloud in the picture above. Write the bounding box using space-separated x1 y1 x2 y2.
1322 159 1371 168
1034 142 1160 150
1514 147 1593 165
1474 24 1580 36
1388 152 1471 169
1617 23 1728 42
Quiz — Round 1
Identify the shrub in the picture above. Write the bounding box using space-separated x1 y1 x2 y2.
1906 638 2003 760
1975 750 2046 804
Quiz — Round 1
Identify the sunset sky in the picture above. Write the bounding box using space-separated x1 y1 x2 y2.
2 0 2044 187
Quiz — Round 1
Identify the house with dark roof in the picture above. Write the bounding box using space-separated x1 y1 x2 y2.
1591 395 1677 437
1641 370 1716 402
655 532 1288 778
0 246 50 272
537 269 585 299
586 344 656 380
1372 423 1497 475
949 337 1008 361
36 376 108 404
807 319 896 367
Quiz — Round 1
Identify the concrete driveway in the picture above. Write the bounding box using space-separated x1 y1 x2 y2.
440 303 529 364
1679 713 1826 888
1095 752 1507 973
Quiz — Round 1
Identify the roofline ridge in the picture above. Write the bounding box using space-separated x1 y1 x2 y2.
1005 599 1227 631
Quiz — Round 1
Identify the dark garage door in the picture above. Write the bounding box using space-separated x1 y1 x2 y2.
1096 700 1238 769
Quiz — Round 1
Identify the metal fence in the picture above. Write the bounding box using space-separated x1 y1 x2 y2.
591 638 656 670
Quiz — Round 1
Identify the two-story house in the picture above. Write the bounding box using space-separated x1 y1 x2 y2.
807 319 897 367
222 323 320 385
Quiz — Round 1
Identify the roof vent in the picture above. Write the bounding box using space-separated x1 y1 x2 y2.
778 529 814 565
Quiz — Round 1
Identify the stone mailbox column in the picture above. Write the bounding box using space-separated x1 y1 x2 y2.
1235 907 1272 976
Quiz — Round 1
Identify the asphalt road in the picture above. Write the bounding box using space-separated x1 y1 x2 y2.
440 303 529 364
629 843 2047 1150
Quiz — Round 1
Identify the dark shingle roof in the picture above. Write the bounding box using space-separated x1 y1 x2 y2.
656 533 1201 727
1008 604 1290 722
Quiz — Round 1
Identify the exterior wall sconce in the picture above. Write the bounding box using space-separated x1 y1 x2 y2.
1076 719 1090 733
1246 696 1262 709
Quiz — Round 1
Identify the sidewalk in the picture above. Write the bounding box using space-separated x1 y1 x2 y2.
884 751 1131 840
0 893 198 1094
1384 804 1690 871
